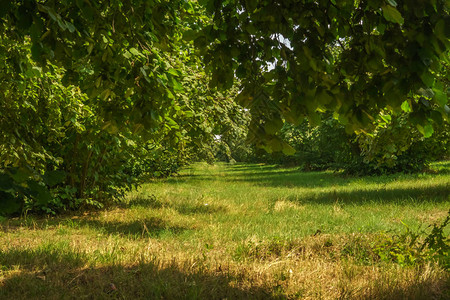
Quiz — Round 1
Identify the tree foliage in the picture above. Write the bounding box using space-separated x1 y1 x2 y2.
190 0 449 150
274 114 449 174
0 1 239 214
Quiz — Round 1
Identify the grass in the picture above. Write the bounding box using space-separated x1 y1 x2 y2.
0 161 449 299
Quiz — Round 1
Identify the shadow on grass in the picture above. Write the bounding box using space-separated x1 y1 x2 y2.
0 199 224 238
123 196 166 209
163 169 339 188
285 184 450 205
225 163 285 172
230 170 346 187
225 165 450 187
0 248 284 299
0 215 190 239
162 164 300 184
165 164 386 187
125 196 227 215
0 242 86 271
76 217 189 239
175 202 227 215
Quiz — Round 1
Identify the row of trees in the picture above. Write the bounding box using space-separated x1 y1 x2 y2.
215 112 449 174
0 2 245 214
0 0 448 215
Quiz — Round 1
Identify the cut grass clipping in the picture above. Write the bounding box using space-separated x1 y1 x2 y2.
1 161 449 299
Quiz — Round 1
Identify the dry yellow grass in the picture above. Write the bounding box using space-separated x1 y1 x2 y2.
1 227 447 299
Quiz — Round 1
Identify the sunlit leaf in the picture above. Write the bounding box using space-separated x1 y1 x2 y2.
381 5 404 24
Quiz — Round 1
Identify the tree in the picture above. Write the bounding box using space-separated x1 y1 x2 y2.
189 0 449 151
0 1 243 214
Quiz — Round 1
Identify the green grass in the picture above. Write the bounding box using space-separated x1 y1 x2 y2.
1 162 449 299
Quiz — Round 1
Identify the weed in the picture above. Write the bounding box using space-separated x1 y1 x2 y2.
372 212 450 268
340 236 377 265
420 209 450 269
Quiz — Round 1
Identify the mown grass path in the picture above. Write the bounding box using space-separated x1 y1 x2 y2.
1 162 449 299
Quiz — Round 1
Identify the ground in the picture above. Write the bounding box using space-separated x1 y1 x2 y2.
0 162 449 299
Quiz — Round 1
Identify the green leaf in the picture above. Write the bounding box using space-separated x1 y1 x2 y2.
167 68 181 77
31 43 43 61
183 30 198 41
316 89 333 106
434 19 449 44
129 48 141 56
380 114 392 123
0 191 21 215
416 123 434 138
382 5 404 25
430 111 443 125
386 0 397 7
17 4 33 29
194 36 207 49
43 170 66 187
307 111 321 127
25 66 42 78
65 21 76 33
245 24 257 35
168 75 183 91
198 0 215 13
9 168 31 184
420 71 435 87
433 82 448 107
165 116 179 129
423 124 434 138
267 138 283 152
282 142 296 155
433 89 447 107
27 181 52 205
401 101 412 112
106 123 119 134
30 18 44 41
264 117 283 135
0 173 14 191
184 110 194 118
123 51 132 59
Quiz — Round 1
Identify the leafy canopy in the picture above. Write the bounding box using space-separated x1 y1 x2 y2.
1 1 448 138
188 0 449 150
